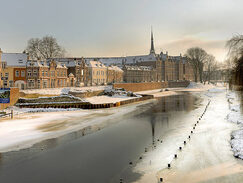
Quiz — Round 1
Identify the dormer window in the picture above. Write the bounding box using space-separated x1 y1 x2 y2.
18 59 23 64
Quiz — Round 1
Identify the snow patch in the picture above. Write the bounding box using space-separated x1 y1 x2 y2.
226 91 243 159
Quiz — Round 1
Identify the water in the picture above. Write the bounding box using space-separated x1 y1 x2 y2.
0 93 201 183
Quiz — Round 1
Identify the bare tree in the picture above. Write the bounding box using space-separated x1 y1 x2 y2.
26 36 65 60
226 34 243 88
203 54 218 83
226 34 243 61
185 47 208 83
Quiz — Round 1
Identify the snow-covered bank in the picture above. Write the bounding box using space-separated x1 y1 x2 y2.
0 99 156 153
21 85 112 95
226 91 243 159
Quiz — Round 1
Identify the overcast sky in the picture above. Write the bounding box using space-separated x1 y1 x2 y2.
0 0 242 61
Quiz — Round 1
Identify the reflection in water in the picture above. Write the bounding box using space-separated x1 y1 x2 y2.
0 93 200 183
138 93 199 150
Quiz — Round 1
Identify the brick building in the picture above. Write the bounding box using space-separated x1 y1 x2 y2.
49 58 89 86
26 60 69 89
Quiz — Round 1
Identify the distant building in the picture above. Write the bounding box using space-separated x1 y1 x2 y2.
49 29 195 84
0 51 28 89
122 65 157 83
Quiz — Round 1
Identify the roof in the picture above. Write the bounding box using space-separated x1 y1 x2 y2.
1 53 27 67
123 65 153 71
87 60 107 68
27 60 67 69
108 65 123 72
124 53 157 64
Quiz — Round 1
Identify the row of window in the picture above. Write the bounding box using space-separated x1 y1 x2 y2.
93 70 105 76
27 70 67 77
93 78 106 83
27 79 67 88
15 70 25 77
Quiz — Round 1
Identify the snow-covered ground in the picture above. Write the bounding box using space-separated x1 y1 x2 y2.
21 85 112 95
85 95 138 104
226 91 243 159
0 99 156 153
132 86 243 183
0 82 227 154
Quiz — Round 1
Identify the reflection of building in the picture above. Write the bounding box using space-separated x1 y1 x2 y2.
26 60 69 89
0 51 28 89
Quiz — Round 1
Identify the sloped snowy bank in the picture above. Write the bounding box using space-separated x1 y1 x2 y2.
226 91 243 159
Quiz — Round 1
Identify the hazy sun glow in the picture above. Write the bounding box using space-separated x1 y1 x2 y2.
0 0 242 62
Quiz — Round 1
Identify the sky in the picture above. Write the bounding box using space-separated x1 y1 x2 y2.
0 0 243 62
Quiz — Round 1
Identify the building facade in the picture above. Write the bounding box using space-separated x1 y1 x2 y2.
26 60 69 89
0 52 28 89
107 65 123 84
87 61 107 86
49 58 89 86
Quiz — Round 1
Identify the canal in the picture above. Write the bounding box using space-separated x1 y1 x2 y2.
0 92 202 183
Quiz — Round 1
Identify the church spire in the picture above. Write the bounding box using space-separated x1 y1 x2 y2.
150 27 155 54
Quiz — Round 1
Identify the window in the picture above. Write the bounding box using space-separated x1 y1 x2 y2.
57 71 59 77
5 73 9 78
9 81 14 87
61 71 63 77
42 71 44 77
2 62 6 69
46 71 48 77
51 71 55 77
21 70 25 77
33 70 37 77
28 70 32 77
37 80 40 89
18 59 23 64
15 70 19 77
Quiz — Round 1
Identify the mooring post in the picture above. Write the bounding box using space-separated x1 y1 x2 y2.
11 110 13 119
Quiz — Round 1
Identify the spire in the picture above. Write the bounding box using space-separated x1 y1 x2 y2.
150 27 155 54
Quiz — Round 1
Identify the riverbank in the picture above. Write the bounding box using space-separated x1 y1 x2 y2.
0 83 222 153
131 87 243 183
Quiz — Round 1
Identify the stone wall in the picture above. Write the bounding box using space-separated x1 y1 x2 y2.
0 87 20 110
113 81 189 92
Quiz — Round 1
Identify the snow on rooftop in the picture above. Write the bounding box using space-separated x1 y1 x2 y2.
1 53 27 67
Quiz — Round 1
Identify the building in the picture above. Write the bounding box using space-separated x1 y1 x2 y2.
0 51 28 89
87 61 107 86
26 60 69 89
49 57 89 86
107 65 123 84
83 30 194 83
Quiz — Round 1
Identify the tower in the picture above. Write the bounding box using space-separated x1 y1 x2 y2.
150 28 155 55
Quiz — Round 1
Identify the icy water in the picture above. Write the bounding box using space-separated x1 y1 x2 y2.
0 93 201 183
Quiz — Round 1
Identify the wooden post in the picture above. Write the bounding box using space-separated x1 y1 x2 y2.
11 110 13 119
